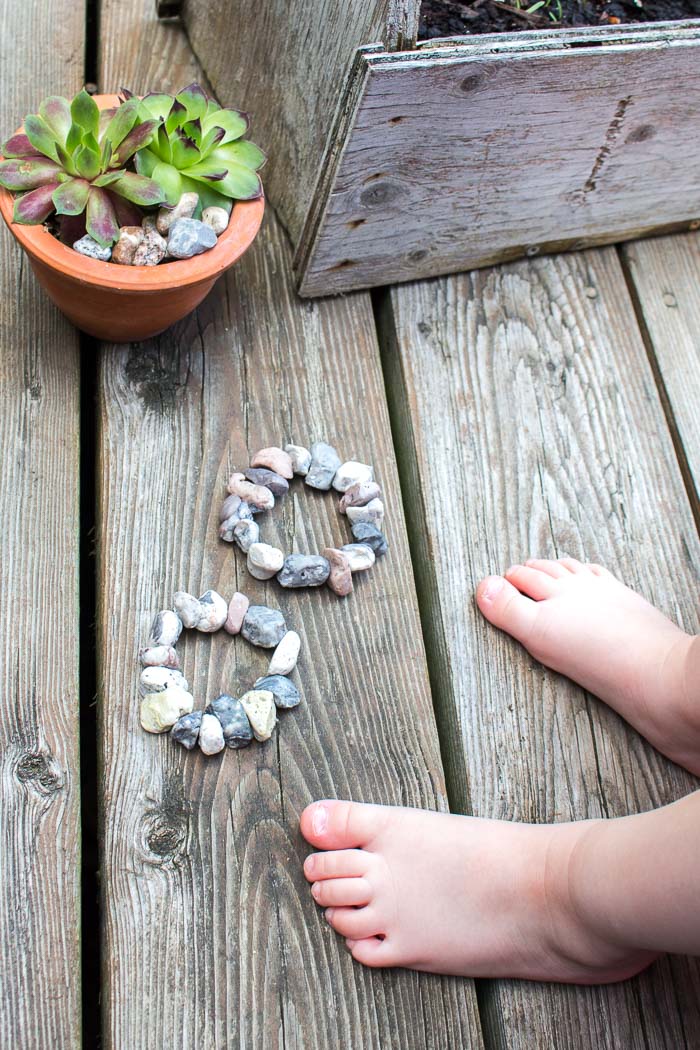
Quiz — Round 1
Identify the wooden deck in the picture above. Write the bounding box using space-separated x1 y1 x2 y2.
1 2 698 1047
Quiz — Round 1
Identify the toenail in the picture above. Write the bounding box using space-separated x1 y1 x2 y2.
311 882 321 899
312 804 328 837
482 575 505 600
304 854 316 875
325 908 334 922
505 565 520 576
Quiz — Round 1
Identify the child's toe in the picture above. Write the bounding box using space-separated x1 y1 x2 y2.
347 936 395 968
303 848 369 882
476 574 538 643
325 906 383 939
312 876 372 908
300 799 386 850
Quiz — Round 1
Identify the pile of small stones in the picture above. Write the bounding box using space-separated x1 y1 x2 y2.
218 441 389 597
73 191 229 265
139 590 301 756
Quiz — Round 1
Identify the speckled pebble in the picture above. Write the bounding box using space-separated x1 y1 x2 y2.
224 592 249 635
339 481 382 513
170 710 202 750
140 686 194 733
111 225 144 265
244 467 289 497
167 217 217 259
173 590 202 629
350 521 388 557
196 590 228 632
254 675 301 710
219 503 254 541
227 475 275 511
247 542 285 580
201 205 229 235
277 554 330 589
322 547 353 597
284 443 311 476
250 446 294 480
346 498 384 530
208 694 253 748
156 191 199 235
199 711 225 755
241 605 287 648
268 631 301 676
150 609 183 646
239 690 277 740
133 224 167 266
340 543 376 572
305 442 341 491
139 665 189 695
332 461 374 493
233 519 259 553
139 645 179 669
73 235 112 261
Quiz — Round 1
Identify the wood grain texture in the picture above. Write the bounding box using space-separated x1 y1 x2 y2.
297 27 700 295
0 0 84 1045
97 3 483 1047
379 247 700 1049
182 0 421 243
620 234 700 516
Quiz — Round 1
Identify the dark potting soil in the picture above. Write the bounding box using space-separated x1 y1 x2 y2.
419 0 700 37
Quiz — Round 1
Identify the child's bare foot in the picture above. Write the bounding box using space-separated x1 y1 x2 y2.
301 799 657 980
476 560 700 775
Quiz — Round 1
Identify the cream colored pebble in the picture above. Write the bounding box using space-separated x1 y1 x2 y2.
240 690 277 741
247 542 284 580
268 630 301 676
332 461 374 492
340 543 376 572
140 686 194 733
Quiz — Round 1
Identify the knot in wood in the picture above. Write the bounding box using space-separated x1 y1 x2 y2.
359 181 402 208
15 750 62 795
144 811 188 859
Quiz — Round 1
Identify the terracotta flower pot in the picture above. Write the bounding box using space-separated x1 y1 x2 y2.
0 94 265 342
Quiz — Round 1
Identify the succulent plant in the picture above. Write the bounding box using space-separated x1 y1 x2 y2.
0 89 165 245
129 83 265 215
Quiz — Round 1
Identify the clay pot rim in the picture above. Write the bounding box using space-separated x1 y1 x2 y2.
0 94 265 292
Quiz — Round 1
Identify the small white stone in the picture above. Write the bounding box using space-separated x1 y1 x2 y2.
73 235 112 262
195 590 228 632
284 443 312 476
341 543 376 572
268 630 301 676
140 686 194 733
201 205 229 235
240 690 277 741
247 542 284 581
332 461 374 492
346 498 384 530
150 609 183 646
233 519 259 553
139 645 179 668
173 591 202 629
199 712 225 755
139 666 189 695
156 191 199 235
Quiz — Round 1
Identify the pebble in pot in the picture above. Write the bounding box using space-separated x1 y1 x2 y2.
111 225 144 265
332 461 374 492
351 521 389 557
140 685 194 733
254 675 301 710
346 498 384 530
322 547 353 597
167 218 217 259
244 467 289 498
240 690 277 741
339 481 382 513
133 223 167 266
277 554 330 588
250 446 294 480
241 606 287 648
208 694 254 748
170 710 202 750
139 665 189 695
268 631 301 675
73 235 111 262
233 519 259 553
196 590 228 632
247 542 284 581
156 191 199 235
341 543 376 572
224 592 249 636
199 711 225 755
284 444 311 476
305 442 341 491
139 644 179 668
150 609 183 646
201 206 229 235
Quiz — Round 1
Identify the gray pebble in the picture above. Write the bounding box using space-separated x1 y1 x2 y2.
208 694 254 748
73 235 112 262
351 521 388 557
305 442 341 491
277 554 330 588
219 501 254 542
241 605 287 648
173 590 202 629
346 497 384 530
284 443 311 476
199 712 225 755
167 217 218 259
196 590 228 632
156 191 198 235
170 710 202 750
244 467 289 497
233 518 259 553
254 674 301 710
150 609 183 646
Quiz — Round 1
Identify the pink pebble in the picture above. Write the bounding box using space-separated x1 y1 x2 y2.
225 592 250 635
339 481 382 514
250 446 294 480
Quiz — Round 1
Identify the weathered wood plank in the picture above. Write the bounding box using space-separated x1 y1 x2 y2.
0 2 84 1046
379 248 700 1049
297 29 700 295
182 0 421 244
97 4 483 1047
620 233 700 516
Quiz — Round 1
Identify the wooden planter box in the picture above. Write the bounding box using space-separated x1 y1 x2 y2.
181 2 700 296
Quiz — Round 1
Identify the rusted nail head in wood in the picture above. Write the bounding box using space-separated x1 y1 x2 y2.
525 245 540 257
156 0 182 18
662 293 677 308
689 220 700 231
